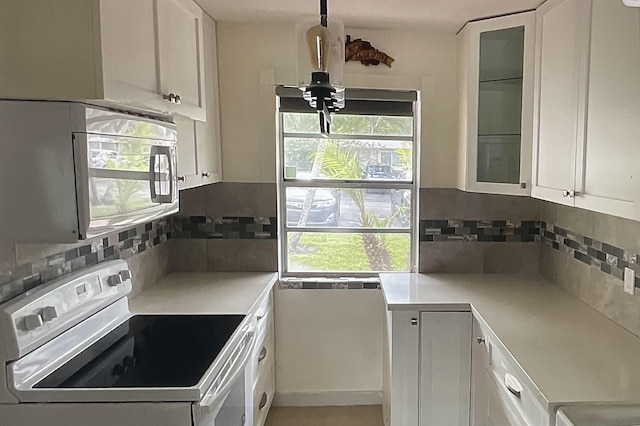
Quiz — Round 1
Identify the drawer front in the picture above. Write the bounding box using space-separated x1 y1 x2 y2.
488 345 547 426
253 359 275 426
254 291 273 326
252 316 275 389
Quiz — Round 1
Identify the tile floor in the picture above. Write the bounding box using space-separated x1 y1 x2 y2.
265 405 384 426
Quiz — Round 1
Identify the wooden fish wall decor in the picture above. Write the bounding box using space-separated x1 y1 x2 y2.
345 35 395 67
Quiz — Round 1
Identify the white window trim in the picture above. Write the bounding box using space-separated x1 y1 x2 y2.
276 93 420 279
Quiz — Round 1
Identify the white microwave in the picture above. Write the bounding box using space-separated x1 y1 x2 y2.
0 101 178 243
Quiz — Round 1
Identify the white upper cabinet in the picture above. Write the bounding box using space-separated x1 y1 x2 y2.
531 0 586 206
532 0 640 220
157 0 206 120
194 17 223 185
99 0 161 111
576 0 640 219
177 14 223 190
0 0 206 121
458 12 536 196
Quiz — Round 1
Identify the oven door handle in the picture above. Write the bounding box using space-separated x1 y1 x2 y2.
200 324 256 415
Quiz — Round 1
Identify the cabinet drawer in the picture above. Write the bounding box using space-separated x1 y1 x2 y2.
252 316 274 389
255 291 273 325
253 358 275 426
488 344 547 426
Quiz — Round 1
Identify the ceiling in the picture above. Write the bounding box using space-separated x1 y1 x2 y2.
195 0 545 33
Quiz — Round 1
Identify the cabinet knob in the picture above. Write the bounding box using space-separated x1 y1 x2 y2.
563 190 571 198
563 190 579 198
174 94 181 104
202 172 210 178
410 318 418 326
477 336 486 344
163 93 176 103
177 176 186 182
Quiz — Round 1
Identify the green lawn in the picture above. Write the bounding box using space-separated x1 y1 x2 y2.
289 233 410 272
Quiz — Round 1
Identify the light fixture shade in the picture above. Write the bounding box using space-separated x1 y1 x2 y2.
296 16 345 92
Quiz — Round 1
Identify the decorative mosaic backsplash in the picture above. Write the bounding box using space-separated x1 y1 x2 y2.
278 279 381 290
172 216 277 239
0 219 170 304
419 220 541 242
541 222 640 288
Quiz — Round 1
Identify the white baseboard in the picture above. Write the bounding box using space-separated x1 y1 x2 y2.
273 390 382 407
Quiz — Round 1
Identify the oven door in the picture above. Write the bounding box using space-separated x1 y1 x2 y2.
193 325 256 426
73 131 178 239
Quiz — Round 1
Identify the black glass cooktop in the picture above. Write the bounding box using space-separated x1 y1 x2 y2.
35 314 245 389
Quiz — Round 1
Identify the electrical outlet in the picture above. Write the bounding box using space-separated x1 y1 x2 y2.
624 267 635 295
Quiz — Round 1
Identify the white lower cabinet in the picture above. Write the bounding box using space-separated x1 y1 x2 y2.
470 318 550 426
420 312 472 426
386 312 551 426
251 291 275 426
386 311 471 426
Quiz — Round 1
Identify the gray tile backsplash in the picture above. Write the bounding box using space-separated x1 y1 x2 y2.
0 219 171 304
171 183 278 272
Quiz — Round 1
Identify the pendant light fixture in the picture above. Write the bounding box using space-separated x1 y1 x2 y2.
296 0 345 136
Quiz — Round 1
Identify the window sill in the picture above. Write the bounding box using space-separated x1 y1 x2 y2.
278 276 381 290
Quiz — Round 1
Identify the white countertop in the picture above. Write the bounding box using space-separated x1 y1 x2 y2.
380 273 640 407
129 272 278 315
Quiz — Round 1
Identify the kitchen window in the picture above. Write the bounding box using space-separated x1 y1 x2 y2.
277 87 418 277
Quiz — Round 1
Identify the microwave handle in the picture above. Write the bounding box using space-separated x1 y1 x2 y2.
200 325 256 416
149 145 174 204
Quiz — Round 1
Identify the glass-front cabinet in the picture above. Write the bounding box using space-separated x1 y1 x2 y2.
458 12 535 196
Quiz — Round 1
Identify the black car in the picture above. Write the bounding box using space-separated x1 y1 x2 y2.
286 188 340 226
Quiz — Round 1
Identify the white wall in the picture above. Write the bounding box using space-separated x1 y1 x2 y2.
216 22 459 187
274 288 386 405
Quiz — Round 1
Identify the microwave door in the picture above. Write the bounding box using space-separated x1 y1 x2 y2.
75 133 177 238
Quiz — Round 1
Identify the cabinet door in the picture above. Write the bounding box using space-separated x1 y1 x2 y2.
99 0 161 109
531 0 591 205
389 311 420 426
175 116 198 189
194 16 222 184
156 0 206 121
461 12 535 196
420 312 472 426
471 319 490 426
575 0 640 220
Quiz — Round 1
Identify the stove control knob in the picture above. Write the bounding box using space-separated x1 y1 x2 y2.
108 274 123 287
119 270 132 281
24 314 44 331
41 306 58 322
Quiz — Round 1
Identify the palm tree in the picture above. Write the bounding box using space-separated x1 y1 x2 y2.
315 141 395 271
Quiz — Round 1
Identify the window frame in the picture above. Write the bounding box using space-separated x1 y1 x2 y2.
276 89 420 279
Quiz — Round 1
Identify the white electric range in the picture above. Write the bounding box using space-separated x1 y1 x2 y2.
0 260 255 426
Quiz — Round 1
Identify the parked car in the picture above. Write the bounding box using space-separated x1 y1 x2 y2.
286 188 340 226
